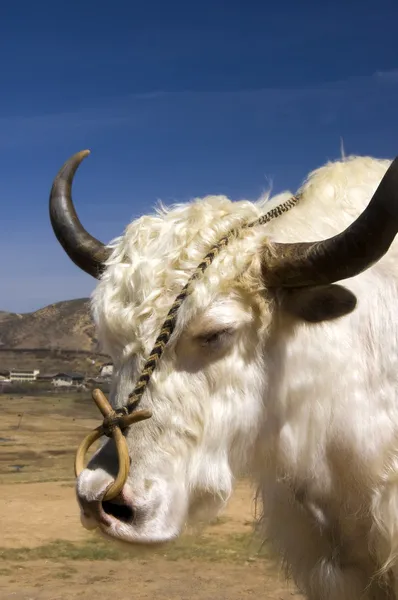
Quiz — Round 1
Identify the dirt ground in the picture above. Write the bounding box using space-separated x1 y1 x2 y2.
0 394 302 599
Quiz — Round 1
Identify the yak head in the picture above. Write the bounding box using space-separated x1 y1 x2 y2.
49 150 398 544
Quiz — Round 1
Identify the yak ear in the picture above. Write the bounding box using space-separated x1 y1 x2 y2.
279 284 357 323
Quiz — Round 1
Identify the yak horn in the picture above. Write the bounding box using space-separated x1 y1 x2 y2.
49 150 111 278
263 157 398 288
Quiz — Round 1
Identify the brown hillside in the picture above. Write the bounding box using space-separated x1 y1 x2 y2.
0 348 109 376
0 299 109 375
0 311 14 324
0 298 97 351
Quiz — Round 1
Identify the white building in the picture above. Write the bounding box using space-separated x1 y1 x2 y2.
52 372 85 387
10 369 40 382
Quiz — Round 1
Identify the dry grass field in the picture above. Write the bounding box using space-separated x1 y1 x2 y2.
0 393 302 599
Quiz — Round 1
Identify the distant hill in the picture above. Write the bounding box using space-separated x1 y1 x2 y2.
0 311 14 324
0 299 109 375
0 298 97 351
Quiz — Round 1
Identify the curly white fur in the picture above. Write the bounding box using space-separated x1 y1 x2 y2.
77 154 398 599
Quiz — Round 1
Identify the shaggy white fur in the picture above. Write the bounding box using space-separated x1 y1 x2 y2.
77 155 398 599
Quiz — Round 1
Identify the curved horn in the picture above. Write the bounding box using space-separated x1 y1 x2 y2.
49 150 111 278
263 157 398 288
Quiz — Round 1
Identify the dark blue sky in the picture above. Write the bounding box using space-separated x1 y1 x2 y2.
1 0 398 312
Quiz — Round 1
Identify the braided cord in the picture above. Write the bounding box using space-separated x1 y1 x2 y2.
126 194 300 410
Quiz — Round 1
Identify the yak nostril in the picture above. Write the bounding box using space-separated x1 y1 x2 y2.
102 500 135 523
78 497 111 527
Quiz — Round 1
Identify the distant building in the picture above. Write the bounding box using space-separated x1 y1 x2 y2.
10 369 39 382
52 372 85 387
100 363 113 378
36 373 57 382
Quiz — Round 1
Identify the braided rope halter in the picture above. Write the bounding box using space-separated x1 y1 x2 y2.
75 194 300 500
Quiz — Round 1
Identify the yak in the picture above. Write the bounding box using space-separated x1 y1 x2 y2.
50 149 398 599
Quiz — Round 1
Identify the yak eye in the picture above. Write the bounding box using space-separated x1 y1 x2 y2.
195 328 233 347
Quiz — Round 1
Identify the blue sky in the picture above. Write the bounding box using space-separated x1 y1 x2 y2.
1 0 398 313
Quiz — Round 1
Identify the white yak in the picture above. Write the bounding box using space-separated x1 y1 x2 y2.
50 150 398 599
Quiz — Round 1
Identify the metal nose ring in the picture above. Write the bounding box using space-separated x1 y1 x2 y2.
74 388 152 501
